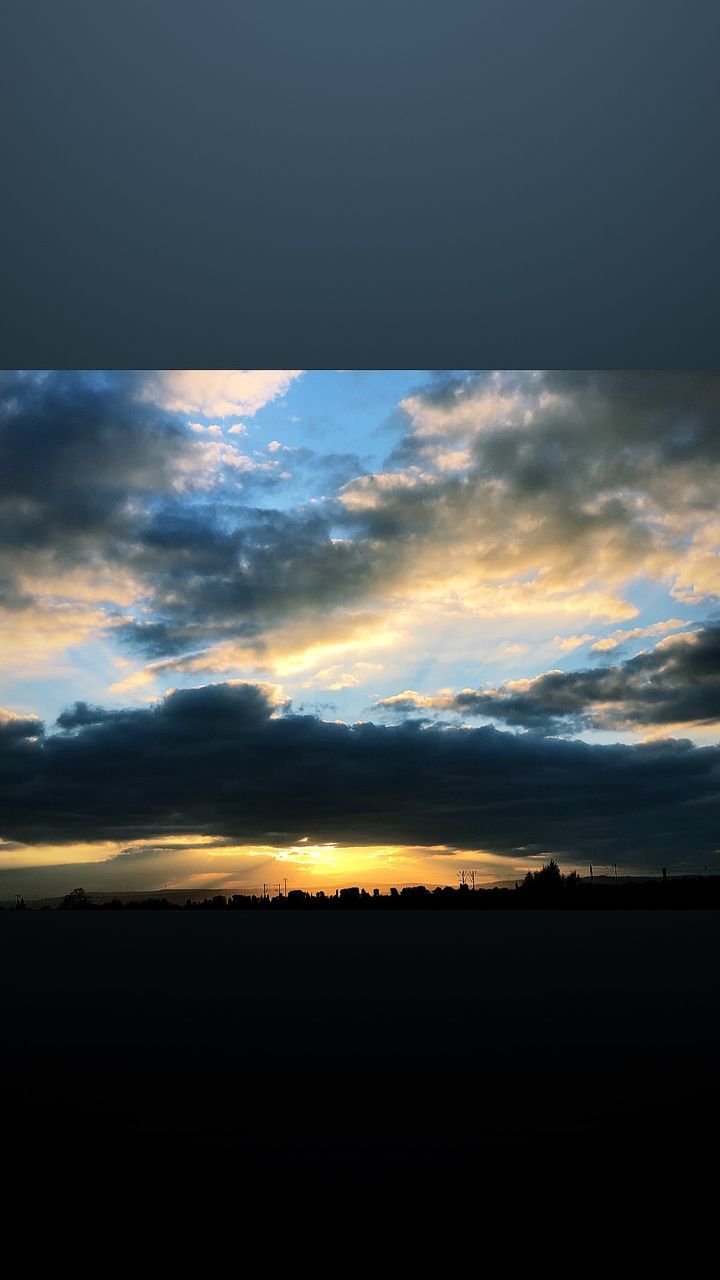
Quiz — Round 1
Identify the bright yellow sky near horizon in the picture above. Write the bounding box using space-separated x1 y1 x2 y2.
0 835 548 898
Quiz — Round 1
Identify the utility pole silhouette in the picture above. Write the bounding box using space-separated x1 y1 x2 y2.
469 869 478 890
283 877 288 897
458 869 468 887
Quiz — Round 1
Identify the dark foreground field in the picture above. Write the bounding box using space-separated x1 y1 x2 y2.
2 912 718 1268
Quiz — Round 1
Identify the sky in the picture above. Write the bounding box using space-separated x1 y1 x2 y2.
1 369 720 897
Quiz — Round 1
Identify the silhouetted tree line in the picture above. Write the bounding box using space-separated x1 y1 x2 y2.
0 862 714 910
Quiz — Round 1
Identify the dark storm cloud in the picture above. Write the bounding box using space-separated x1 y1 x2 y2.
402 369 720 461
0 370 188 558
0 712 43 742
0 372 296 577
113 500 398 663
373 369 720 567
0 371 392 657
2 682 720 867
481 370 720 507
111 621 198 659
55 702 119 730
379 626 720 733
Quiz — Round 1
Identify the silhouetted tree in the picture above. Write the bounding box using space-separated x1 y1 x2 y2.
535 859 563 888
521 858 564 898
62 887 90 910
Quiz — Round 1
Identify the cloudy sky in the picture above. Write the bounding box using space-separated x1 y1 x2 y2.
2 369 720 896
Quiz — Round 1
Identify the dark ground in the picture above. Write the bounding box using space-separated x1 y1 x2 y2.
2 911 718 1270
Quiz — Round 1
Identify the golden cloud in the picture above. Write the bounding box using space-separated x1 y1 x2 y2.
140 370 303 418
